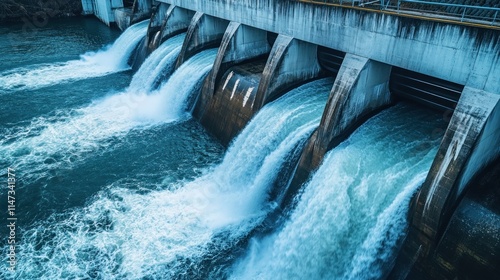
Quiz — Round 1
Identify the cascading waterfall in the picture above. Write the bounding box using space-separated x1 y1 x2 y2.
0 38 212 183
128 33 186 92
130 48 219 122
230 103 447 280
10 78 333 279
0 20 149 91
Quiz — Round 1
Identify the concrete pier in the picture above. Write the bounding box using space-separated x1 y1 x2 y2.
175 13 229 68
287 54 392 204
94 0 500 278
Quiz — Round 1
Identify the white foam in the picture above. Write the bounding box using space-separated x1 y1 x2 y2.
0 20 149 91
230 104 444 280
11 79 334 279
0 44 215 183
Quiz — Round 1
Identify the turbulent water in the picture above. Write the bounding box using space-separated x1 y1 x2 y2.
0 20 148 91
0 34 214 184
230 104 446 279
0 17 449 280
0 19 224 280
3 77 332 279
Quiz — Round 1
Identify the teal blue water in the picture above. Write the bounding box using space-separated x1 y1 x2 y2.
0 17 448 280
0 18 225 279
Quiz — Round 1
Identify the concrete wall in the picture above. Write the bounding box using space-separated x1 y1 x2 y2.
412 89 499 243
391 88 500 279
144 4 193 56
137 0 152 12
176 13 229 68
195 22 270 120
158 0 500 95
254 35 322 112
159 5 194 42
82 0 94 15
86 0 125 26
85 0 152 26
284 54 392 207
197 23 271 144
201 61 266 145
92 0 114 26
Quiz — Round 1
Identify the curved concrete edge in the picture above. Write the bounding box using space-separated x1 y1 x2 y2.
285 53 392 206
142 3 169 55
200 65 262 145
158 5 195 44
391 158 500 279
315 53 392 167
145 4 194 54
147 3 169 38
175 12 229 69
411 88 500 245
194 22 270 120
149 2 168 28
432 159 500 279
193 21 240 119
390 88 500 279
254 35 322 112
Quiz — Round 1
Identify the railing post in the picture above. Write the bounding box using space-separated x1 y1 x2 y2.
461 7 466 22
397 0 401 13
493 10 498 25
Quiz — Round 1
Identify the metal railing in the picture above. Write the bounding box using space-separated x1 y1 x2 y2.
302 0 500 26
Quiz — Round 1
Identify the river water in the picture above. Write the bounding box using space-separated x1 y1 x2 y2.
0 17 447 280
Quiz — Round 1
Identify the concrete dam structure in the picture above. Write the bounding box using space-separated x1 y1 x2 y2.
85 0 498 279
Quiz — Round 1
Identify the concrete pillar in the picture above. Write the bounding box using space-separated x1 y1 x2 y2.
175 13 229 68
431 159 500 279
399 88 500 267
194 22 270 120
158 5 195 43
81 0 94 15
143 3 169 54
285 53 392 205
145 4 194 53
253 35 322 112
93 0 116 26
391 154 500 279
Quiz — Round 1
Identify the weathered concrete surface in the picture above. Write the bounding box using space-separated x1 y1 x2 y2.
158 5 194 42
391 88 500 279
159 0 500 95
412 88 500 243
285 53 392 206
394 159 500 280
114 8 132 31
92 0 122 26
253 35 322 112
304 54 391 170
201 60 266 145
175 12 229 68
143 3 169 54
114 8 152 31
194 22 270 120
85 0 153 26
432 159 500 280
